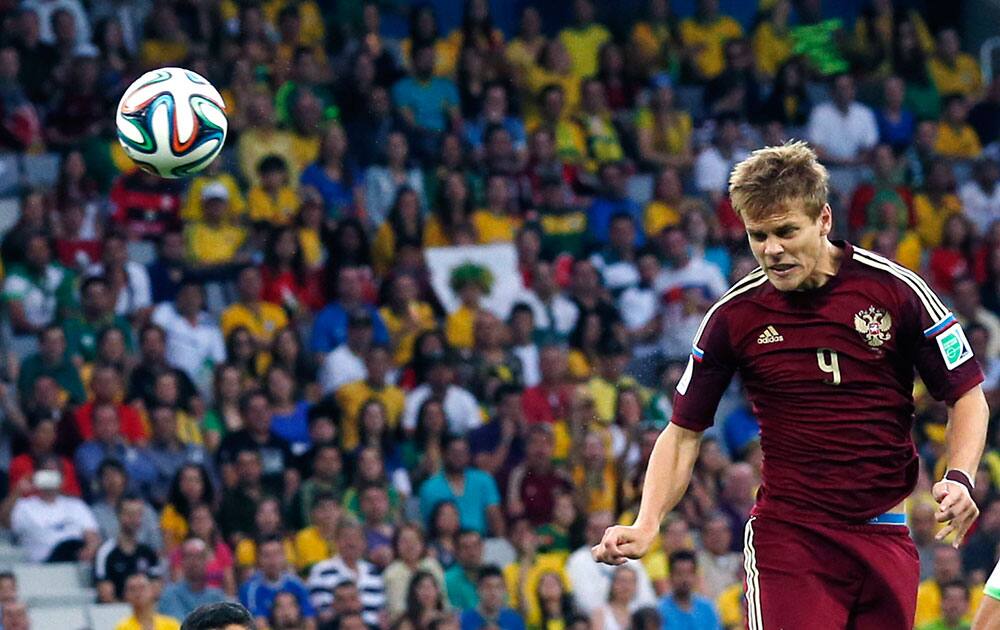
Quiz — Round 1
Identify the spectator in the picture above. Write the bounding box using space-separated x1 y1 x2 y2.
0 600 28 630
108 169 184 241
806 73 879 166
184 184 247 268
94 493 162 602
506 425 572 525
693 115 750 203
90 459 162 551
168 505 235 597
63 275 133 362
928 29 982 99
935 94 982 160
445 530 485 610
876 76 917 151
248 155 301 228
159 537 227 620
317 310 374 395
159 464 215 552
151 278 226 396
127 324 198 414
460 565 526 630
384 524 449 619
307 517 385 627
679 0 743 82
636 78 694 171
959 158 1000 236
915 545 982 627
310 266 389 357
74 399 156 500
403 352 482 436
704 38 762 121
566 511 657 613
240 535 316 627
657 550 720 629
969 76 1000 147
913 160 963 248
238 92 298 188
2 231 75 339
364 130 427 229
696 513 742 601
7 460 100 563
16 324 85 405
116 572 180 630
589 566 640 630
588 163 642 247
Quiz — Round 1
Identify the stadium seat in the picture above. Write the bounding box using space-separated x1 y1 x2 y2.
28 605 88 630
88 603 133 630
0 540 25 565
21 153 62 188
13 562 96 607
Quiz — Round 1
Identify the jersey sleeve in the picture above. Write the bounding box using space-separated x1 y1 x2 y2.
670 307 738 432
904 285 984 405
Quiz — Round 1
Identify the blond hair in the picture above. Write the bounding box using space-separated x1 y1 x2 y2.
728 140 829 222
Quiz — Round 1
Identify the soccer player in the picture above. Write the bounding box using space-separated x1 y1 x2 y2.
592 142 990 629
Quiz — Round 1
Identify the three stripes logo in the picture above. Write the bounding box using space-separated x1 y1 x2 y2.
757 325 784 345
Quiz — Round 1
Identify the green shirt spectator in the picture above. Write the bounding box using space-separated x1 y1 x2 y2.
2 234 77 337
16 325 86 405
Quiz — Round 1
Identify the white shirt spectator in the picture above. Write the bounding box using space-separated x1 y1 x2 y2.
655 257 728 359
11 494 98 562
22 0 91 45
363 166 425 228
697 549 743 601
589 251 640 295
318 344 367 395
618 283 659 357
807 101 879 162
565 546 657 614
512 343 540 387
307 555 385 626
694 146 750 195
151 303 226 396
958 179 1000 236
517 290 579 339
402 384 482 435
87 261 152 317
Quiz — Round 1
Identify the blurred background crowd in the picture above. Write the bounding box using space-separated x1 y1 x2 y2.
0 0 997 629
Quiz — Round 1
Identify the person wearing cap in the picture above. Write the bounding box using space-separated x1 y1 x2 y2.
317 308 374 395
181 160 247 222
185 182 248 267
5 457 100 563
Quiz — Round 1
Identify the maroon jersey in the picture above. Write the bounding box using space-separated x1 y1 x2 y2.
672 242 984 524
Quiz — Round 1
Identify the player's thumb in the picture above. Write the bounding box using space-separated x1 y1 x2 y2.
933 481 951 502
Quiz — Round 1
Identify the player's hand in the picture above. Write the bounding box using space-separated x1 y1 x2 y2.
933 479 980 548
591 524 656 565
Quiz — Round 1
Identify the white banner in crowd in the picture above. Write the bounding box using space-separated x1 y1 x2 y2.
424 243 525 318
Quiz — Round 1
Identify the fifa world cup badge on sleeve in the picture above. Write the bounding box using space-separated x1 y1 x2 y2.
936 324 974 370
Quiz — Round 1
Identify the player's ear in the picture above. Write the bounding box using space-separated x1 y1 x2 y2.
818 203 832 236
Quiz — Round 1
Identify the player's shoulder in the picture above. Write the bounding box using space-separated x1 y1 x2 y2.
848 245 953 325
689 267 768 355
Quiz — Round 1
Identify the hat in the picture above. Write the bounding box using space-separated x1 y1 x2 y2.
347 308 373 328
33 469 62 491
201 182 230 201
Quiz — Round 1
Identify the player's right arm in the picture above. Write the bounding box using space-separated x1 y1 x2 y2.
593 283 747 565
591 422 702 564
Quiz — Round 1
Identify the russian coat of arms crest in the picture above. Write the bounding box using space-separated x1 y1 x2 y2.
854 306 893 348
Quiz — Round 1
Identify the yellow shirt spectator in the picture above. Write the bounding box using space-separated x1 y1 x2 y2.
235 537 297 570
859 229 923 273
635 108 693 163
558 23 611 78
220 301 289 345
680 15 744 80
293 525 337 572
298 227 323 268
566 349 592 380
631 21 677 67
238 128 300 187
117 615 181 630
182 174 246 221
572 459 617 513
220 0 325 48
929 54 983 98
935 123 982 160
335 380 405 450
160 504 188 551
502 553 569 620
472 210 520 244
717 582 745 629
380 302 437 366
913 193 963 248
914 578 983 627
423 216 455 248
401 38 459 78
524 66 581 120
752 21 793 78
140 39 188 68
185 222 247 266
248 185 301 226
445 306 477 351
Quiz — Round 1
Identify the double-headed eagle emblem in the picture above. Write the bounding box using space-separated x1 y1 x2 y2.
854 306 893 348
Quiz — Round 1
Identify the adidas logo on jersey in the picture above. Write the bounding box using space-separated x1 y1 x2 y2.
757 326 784 344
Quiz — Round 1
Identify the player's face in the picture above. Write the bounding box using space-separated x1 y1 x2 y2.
745 201 832 292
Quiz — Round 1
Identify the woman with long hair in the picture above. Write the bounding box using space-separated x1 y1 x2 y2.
567 312 605 380
373 187 425 276
402 398 448 487
160 464 216 552
533 571 576 630
596 43 637 112
264 364 311 453
635 78 693 173
426 501 461 569
425 171 475 248
379 273 437 368
356 399 402 466
168 506 236 596
399 329 448 389
385 526 449 620
202 364 244 452
393 570 448 630
226 327 263 385
590 566 638 630
891 16 939 121
269 327 319 401
260 227 324 315
756 56 810 128
402 4 457 77
364 131 427 228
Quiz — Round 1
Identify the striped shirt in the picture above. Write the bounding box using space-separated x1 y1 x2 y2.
307 556 385 626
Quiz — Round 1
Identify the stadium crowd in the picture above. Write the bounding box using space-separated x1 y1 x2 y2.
0 0 997 629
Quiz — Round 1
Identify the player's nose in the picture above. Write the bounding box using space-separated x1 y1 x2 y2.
763 238 784 257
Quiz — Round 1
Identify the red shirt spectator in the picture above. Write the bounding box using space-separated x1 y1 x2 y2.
74 400 147 444
9 453 81 497
109 169 183 240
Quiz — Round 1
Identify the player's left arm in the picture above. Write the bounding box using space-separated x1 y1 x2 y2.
934 384 990 546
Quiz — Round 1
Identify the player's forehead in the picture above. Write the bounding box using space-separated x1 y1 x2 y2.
743 199 816 233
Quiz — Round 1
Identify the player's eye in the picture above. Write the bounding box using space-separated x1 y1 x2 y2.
748 232 766 242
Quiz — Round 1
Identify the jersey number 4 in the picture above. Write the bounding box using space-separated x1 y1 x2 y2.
816 348 842 385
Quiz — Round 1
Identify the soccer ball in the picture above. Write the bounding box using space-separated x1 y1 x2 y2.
115 67 228 178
